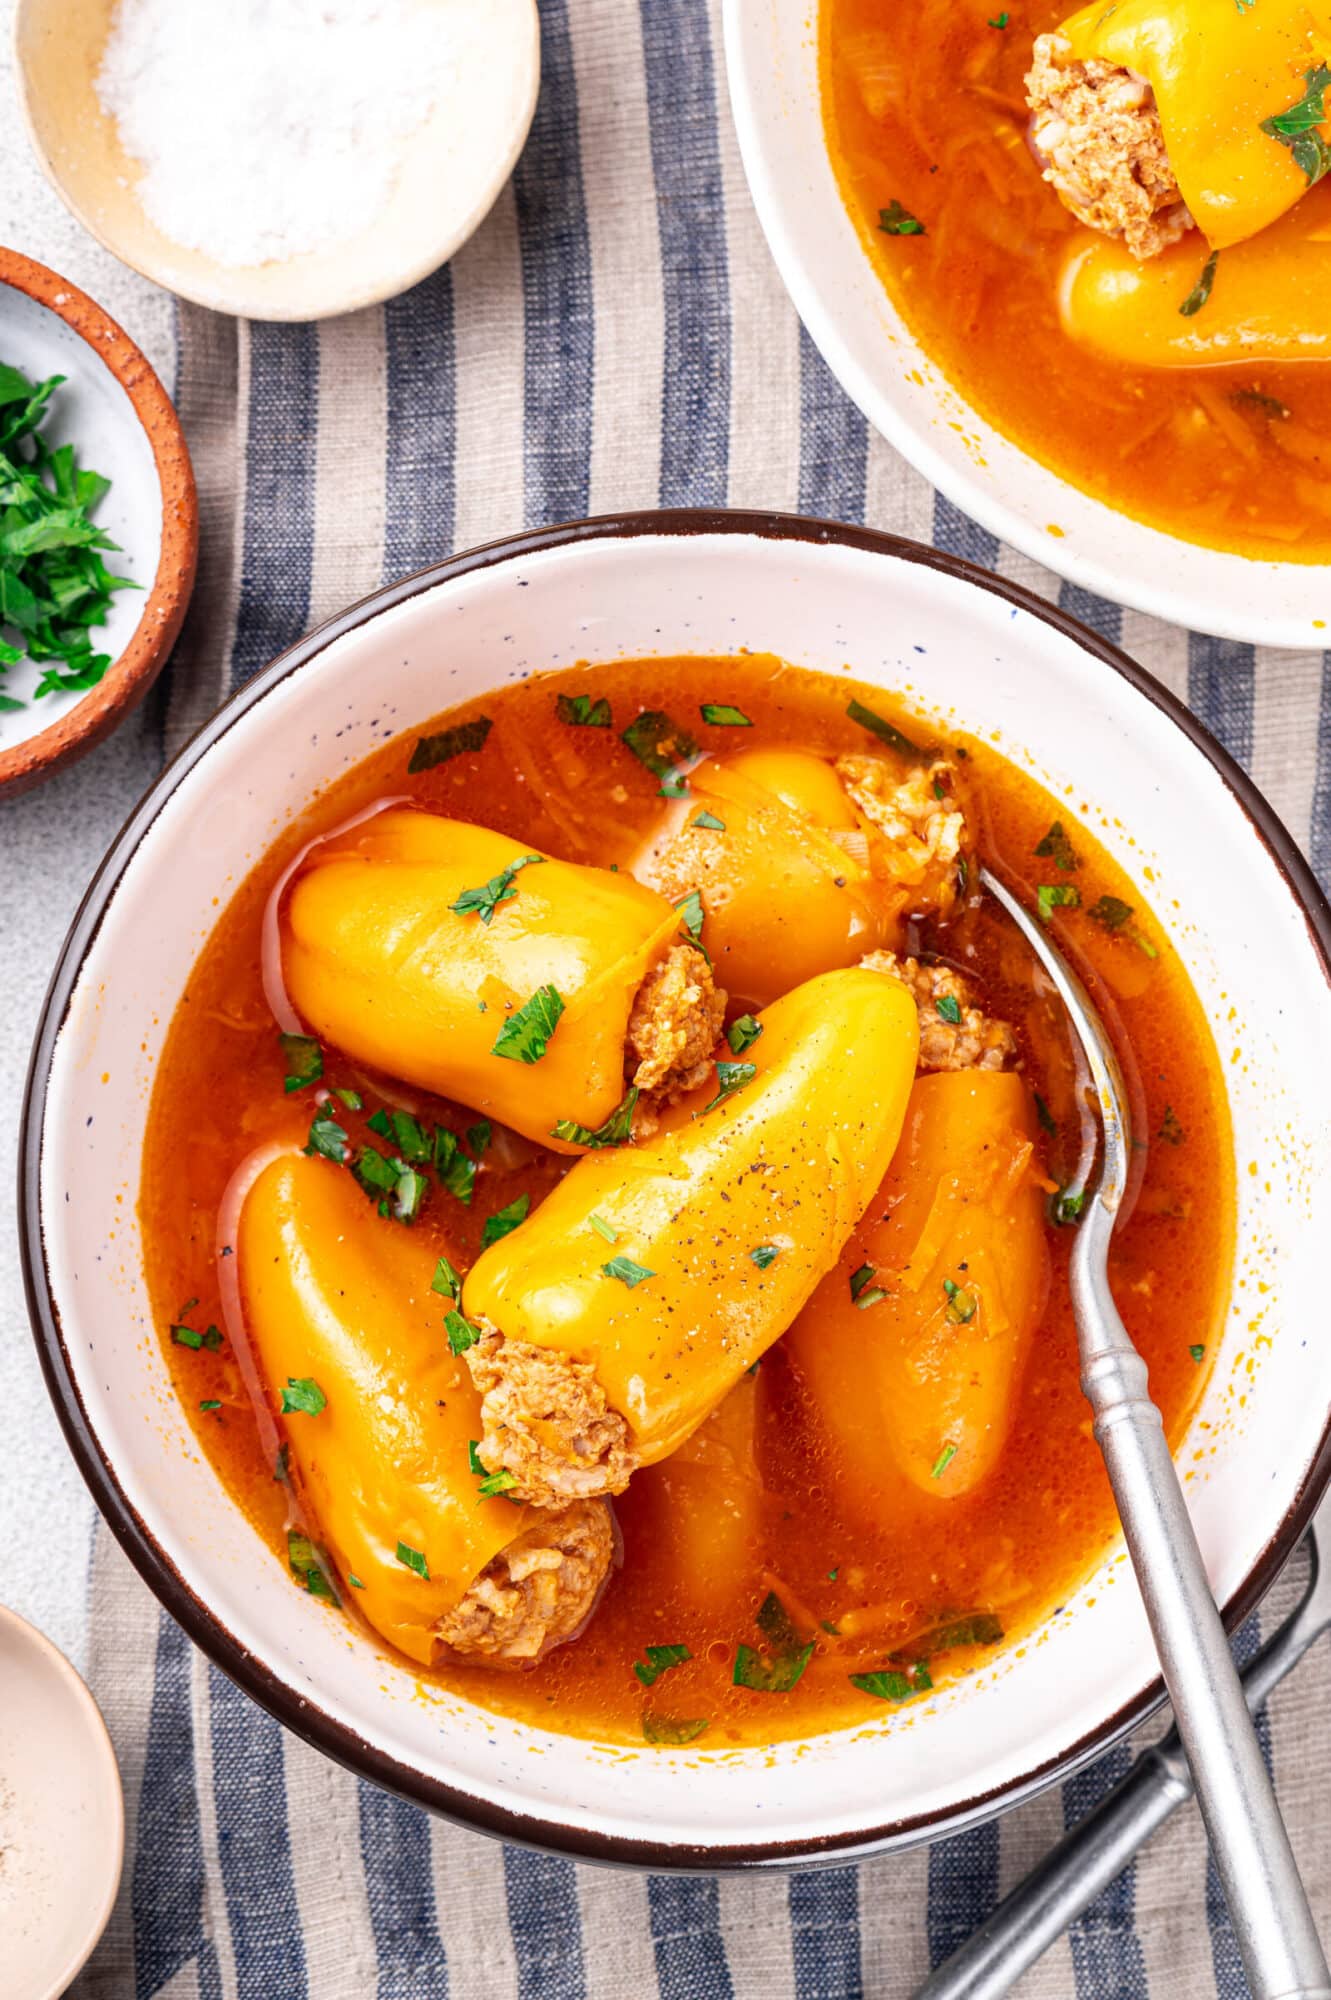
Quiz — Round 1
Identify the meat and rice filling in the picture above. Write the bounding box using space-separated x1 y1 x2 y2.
465 1328 638 1508
627 943 726 1099
863 949 1018 1072
435 1498 614 1665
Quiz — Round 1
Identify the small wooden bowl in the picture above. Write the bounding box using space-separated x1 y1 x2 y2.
13 0 541 322
0 249 196 798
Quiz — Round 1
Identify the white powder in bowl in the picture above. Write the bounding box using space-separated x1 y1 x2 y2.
96 0 464 269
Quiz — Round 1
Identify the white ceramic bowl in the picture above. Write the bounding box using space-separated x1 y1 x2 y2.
722 4 1331 649
22 513 1331 1865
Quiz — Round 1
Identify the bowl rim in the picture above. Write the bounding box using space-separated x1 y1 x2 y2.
20 508 1331 1869
0 247 198 797
720 0 1331 649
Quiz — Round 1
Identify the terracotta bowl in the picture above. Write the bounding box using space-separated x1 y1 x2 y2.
0 249 196 798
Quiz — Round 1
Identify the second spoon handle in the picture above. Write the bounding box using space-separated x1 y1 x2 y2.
1073 1213 1330 2000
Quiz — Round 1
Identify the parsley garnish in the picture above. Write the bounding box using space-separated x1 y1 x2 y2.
1037 883 1080 924
1179 248 1219 318
303 1106 349 1162
849 1263 877 1302
445 1309 480 1355
467 1119 492 1156
674 888 705 942
621 709 698 779
589 1212 618 1244
0 365 135 707
727 1014 762 1056
1088 893 1133 931
450 853 544 925
931 1443 958 1479
281 1377 327 1417
898 1612 1003 1656
1189 1343 1206 1364
171 1317 223 1352
333 1087 363 1111
1034 821 1078 872
850 1664 932 1702
935 993 962 1025
750 1244 780 1269
274 1442 290 1483
434 1127 477 1205
481 1192 530 1248
846 696 923 756
550 1085 639 1149
388 1110 431 1163
1054 1187 1086 1224
1159 1105 1185 1146
633 1643 692 1687
1260 64 1331 186
348 1574 365 1590
988 9 1009 24
431 1253 463 1300
491 984 565 1063
943 1278 977 1325
198 1399 222 1413
395 1541 430 1578
642 1714 709 1745
288 1531 339 1604
1035 1093 1057 1137
693 809 726 831
468 1440 485 1476
477 1469 519 1499
602 1254 654 1288
879 201 926 237
280 1032 323 1092
556 692 611 727
703 1060 755 1112
733 1594 815 1693
699 702 752 727
407 715 492 773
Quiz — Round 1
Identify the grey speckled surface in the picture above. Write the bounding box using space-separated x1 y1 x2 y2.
0 0 178 1671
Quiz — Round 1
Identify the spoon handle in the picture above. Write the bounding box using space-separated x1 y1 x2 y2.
1072 1213 1330 2000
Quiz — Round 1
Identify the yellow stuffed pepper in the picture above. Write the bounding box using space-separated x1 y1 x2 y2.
631 744 969 1008
787 1071 1050 1508
237 1151 613 1667
282 808 725 1153
626 1370 766 1624
460 966 920 1505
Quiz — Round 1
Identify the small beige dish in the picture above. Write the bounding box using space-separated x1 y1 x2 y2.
13 0 541 322
0 1605 124 1999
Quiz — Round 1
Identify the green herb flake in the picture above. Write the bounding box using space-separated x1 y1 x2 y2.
392 1165 427 1226
354 1146 398 1205
332 1087 363 1111
450 852 544 925
407 715 492 773
1035 1093 1057 1136
434 1127 477 1206
171 1322 204 1350
1034 820 1078 872
692 809 726 832
1232 387 1289 421
366 1108 392 1138
477 1468 520 1500
703 1060 756 1113
468 1440 485 1477
727 1014 763 1056
633 1642 692 1687
895 1612 1004 1659
943 1277 977 1325
642 1713 710 1745
621 708 699 779
395 1540 430 1579
466 1119 492 1156
1189 1343 1206 1364
846 696 923 756
1260 64 1331 187
445 1309 481 1356
674 888 705 943
281 1377 327 1417
348 1574 366 1590
556 692 611 727
1179 247 1220 318
879 200 926 237
491 984 565 1064
431 1253 463 1300
1055 1187 1086 1225
481 1192 530 1248
198 1399 222 1413
1088 893 1134 931
850 1666 930 1702
849 1263 878 1303
931 1443 958 1479
280 1033 323 1093
274 1442 290 1484
550 1085 639 1149
733 1593 816 1693
699 702 752 727
589 1212 618 1244
988 9 1009 24
1037 883 1081 924
750 1244 780 1269
1159 1105 1185 1146
288 1531 340 1604
602 1254 654 1288
657 774 690 799
935 993 962 1026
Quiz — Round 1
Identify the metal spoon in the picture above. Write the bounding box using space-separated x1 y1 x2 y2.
971 867 1330 2000
918 1512 1331 1998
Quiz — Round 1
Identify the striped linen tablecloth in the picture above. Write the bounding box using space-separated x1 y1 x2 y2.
2 2 1330 1996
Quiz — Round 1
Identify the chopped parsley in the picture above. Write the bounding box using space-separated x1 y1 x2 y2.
281 1377 327 1417
1037 882 1080 924
481 1192 530 1248
389 1110 432 1163
491 984 565 1063
727 1014 762 1056
477 1469 519 1499
280 1032 323 1092
633 1642 692 1687
353 1144 399 1203
846 695 923 756
450 853 544 925
899 1612 1003 1656
468 1440 485 1477
988 9 1009 24
674 888 705 942
407 715 492 773
171 1317 223 1352
366 1108 392 1138
699 702 752 727
703 1059 756 1112
1179 248 1219 318
303 1107 349 1163
391 1164 426 1225
733 1593 815 1693
1260 64 1331 187
288 1531 339 1603
621 708 698 780
431 1253 463 1300
445 1309 480 1355
332 1087 363 1111
588 1212 618 1244
1035 1093 1057 1136
467 1120 492 1156
274 1442 290 1483
348 1574 366 1590
434 1127 477 1206
642 1713 709 1745
943 1277 977 1325
931 1443 958 1479
750 1244 780 1269
692 809 726 832
1034 821 1078 872
556 692 611 727
879 200 926 238
935 993 962 1026
850 1664 932 1702
550 1085 639 1149
1159 1105 1185 1146
1189 1343 1206 1364
602 1254 654 1288
395 1541 430 1579
1088 893 1133 931
849 1263 878 1303
1054 1187 1086 1225
1232 387 1289 421
198 1399 222 1413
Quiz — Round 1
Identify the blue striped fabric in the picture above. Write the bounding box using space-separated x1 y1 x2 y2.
71 1 1331 1995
